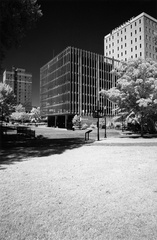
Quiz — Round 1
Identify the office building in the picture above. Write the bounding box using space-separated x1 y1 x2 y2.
3 68 32 111
40 47 119 128
104 12 157 61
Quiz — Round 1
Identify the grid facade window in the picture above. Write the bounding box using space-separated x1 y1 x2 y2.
40 47 119 120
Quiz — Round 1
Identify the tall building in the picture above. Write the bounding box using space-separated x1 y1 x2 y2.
40 46 119 128
104 12 157 61
3 68 32 111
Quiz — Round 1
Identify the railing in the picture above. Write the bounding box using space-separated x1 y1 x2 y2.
85 129 92 141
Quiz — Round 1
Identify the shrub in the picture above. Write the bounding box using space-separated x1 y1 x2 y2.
81 123 88 130
90 123 97 129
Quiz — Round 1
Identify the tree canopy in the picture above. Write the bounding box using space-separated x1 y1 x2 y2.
0 0 42 71
100 58 157 135
0 82 16 117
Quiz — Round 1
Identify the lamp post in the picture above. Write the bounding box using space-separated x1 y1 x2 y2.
104 106 107 138
97 109 100 141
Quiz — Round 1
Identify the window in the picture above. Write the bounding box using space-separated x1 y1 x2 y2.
121 52 123 56
109 44 111 48
125 28 126 32
106 39 107 43
135 30 137 34
131 48 133 52
139 36 141 40
150 53 151 57
117 54 119 58
117 32 119 36
135 54 137 58
125 36 126 40
135 46 137 50
131 40 133 44
140 44 142 48
112 42 114 46
125 43 127 47
139 19 141 24
117 40 119 43
112 49 114 53
135 38 137 42
121 45 123 49
149 45 151 49
112 35 114 39
121 30 122 34
125 50 127 54
131 32 132 36
109 37 111 41
117 47 119 50
140 52 142 56
125 58 127 61
135 22 136 26
106 46 108 49
130 24 132 29
139 27 141 32
121 38 123 41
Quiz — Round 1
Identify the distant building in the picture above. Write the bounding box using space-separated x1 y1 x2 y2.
104 12 157 61
40 46 119 128
3 67 32 111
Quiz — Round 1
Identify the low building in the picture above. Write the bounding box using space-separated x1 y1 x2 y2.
40 47 119 128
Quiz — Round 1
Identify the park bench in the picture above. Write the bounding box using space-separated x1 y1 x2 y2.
85 129 92 141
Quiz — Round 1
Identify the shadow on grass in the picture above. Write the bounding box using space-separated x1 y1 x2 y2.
0 134 94 168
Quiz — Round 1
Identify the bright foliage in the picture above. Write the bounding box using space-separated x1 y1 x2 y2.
100 58 157 117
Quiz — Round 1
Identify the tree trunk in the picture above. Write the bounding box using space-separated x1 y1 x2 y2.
141 112 144 137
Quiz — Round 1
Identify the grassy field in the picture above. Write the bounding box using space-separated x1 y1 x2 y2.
1 127 157 239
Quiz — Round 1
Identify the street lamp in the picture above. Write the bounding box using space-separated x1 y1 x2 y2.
104 106 107 138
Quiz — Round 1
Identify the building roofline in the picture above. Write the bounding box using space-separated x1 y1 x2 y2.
104 12 157 39
40 46 119 71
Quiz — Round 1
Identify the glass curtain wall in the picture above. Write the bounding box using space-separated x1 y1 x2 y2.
40 47 119 118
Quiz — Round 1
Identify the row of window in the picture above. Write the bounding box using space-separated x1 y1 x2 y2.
106 51 157 61
106 51 142 57
106 19 142 42
106 36 142 48
145 17 157 28
106 18 157 43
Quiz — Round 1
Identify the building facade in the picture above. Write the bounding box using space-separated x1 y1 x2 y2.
3 68 32 111
40 47 119 128
104 12 157 61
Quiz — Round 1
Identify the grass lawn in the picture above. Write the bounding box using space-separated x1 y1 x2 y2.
0 128 157 239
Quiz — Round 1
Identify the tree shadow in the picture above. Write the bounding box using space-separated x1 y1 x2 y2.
0 134 94 168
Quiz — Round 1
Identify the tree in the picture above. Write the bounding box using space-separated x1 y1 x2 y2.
72 115 82 129
14 104 26 113
100 58 157 136
0 0 42 71
29 107 41 122
10 111 29 122
0 82 16 119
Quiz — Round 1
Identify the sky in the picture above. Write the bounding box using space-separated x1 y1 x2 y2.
1 0 157 107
